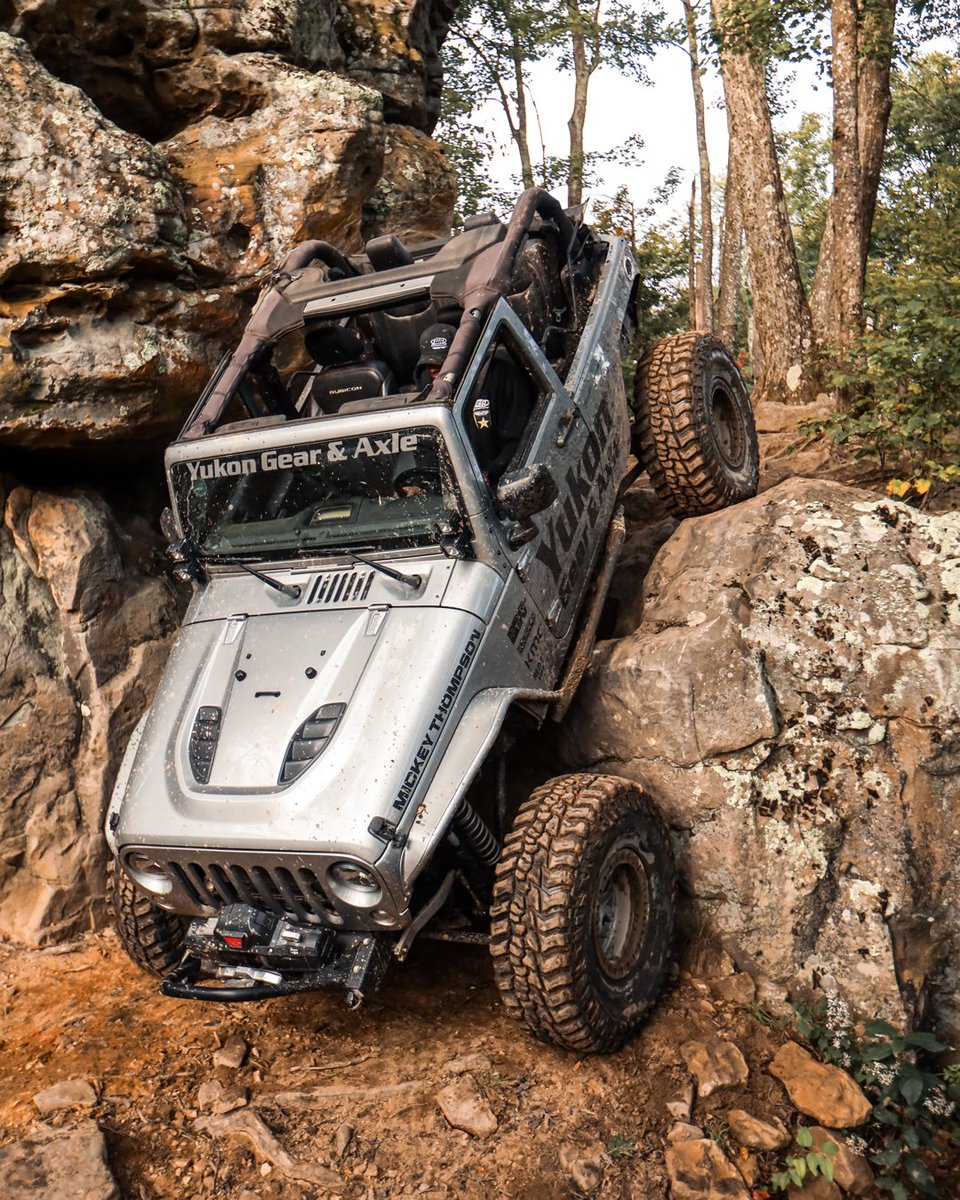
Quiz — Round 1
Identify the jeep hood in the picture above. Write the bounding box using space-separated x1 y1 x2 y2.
115 604 488 861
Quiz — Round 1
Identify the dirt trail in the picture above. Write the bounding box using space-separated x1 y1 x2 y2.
0 930 797 1199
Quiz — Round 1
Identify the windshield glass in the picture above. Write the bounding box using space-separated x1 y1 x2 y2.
170 427 463 560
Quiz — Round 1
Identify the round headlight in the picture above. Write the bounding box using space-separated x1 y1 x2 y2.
330 862 378 891
125 853 172 895
327 861 382 908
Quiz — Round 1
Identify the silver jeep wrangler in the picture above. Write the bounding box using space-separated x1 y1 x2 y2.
107 189 759 1052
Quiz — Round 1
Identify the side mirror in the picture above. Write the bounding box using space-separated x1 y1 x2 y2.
495 464 558 522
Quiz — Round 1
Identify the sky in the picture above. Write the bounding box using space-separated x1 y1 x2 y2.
477 34 835 225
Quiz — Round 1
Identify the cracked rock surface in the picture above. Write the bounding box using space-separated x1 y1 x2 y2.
0 2 454 451
568 477 960 1037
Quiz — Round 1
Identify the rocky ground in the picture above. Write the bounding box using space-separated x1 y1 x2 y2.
0 926 908 1200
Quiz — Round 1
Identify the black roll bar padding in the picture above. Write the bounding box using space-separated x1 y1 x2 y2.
182 242 359 438
278 239 358 280
425 188 577 403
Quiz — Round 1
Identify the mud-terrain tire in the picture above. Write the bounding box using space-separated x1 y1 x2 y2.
112 867 187 978
634 331 758 517
489 774 675 1053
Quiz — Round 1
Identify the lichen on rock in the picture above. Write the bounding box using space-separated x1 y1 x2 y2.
567 477 960 1038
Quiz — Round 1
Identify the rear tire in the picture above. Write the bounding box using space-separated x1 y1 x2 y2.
111 867 187 978
490 773 675 1053
634 331 758 517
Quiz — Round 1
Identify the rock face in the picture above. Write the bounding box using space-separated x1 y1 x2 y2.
0 483 179 943
0 3 455 451
568 478 960 1037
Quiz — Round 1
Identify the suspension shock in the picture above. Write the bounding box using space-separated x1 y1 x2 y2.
451 800 500 867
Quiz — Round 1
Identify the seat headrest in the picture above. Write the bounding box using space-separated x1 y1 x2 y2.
304 325 365 366
365 234 414 272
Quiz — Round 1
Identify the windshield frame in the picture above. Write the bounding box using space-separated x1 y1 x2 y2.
165 408 483 565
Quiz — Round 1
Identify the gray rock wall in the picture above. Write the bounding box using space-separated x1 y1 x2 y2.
0 1 455 451
0 485 180 942
566 478 960 1037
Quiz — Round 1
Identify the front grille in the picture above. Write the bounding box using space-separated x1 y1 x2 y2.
165 858 338 925
305 570 373 606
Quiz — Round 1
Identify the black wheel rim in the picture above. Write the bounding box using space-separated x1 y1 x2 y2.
592 841 650 982
709 380 746 470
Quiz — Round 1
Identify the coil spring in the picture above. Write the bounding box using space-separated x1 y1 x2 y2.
452 800 501 867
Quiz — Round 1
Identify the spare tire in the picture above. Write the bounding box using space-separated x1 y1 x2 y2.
634 331 759 517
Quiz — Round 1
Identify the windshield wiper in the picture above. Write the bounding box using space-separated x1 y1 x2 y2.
350 553 421 591
219 557 302 600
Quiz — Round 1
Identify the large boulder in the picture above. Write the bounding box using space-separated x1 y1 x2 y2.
0 482 180 943
0 10 454 452
566 478 960 1037
3 0 453 138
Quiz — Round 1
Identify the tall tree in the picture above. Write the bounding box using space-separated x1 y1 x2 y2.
711 0 817 402
443 0 553 197
681 0 714 329
550 0 666 206
809 0 897 357
716 138 743 348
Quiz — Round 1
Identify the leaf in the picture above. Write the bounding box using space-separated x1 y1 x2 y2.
887 478 911 497
796 1126 813 1148
860 1042 896 1061
915 478 932 495
901 1075 924 1107
865 1019 899 1038
820 1141 838 1157
904 1030 947 1052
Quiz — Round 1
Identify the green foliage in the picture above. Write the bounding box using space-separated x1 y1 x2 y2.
704 1117 731 1151
605 1134 637 1160
770 1126 837 1193
777 112 828 289
592 178 689 344
784 996 960 1197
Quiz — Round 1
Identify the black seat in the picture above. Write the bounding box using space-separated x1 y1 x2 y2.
307 360 395 414
296 324 394 414
365 234 414 272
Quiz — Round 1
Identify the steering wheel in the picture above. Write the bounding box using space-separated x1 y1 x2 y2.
394 468 442 496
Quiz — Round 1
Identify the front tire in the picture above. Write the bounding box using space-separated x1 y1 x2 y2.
490 774 675 1053
634 331 759 517
111 867 187 978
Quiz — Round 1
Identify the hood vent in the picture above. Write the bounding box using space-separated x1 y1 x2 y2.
279 703 345 784
306 570 374 607
189 706 222 784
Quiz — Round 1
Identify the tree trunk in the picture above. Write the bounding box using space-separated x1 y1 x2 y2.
712 0 819 403
717 126 743 349
688 178 700 327
809 0 865 361
565 2 591 207
510 35 535 188
683 0 714 329
810 0 896 349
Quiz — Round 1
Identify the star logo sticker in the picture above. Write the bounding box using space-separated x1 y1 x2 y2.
475 416 491 429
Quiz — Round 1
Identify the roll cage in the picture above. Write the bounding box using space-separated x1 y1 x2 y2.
181 189 603 441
